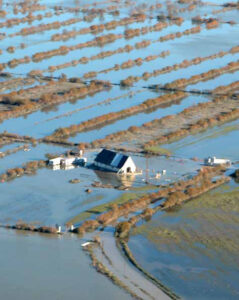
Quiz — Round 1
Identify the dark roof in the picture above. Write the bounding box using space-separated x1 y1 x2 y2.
117 155 128 169
95 149 129 169
95 149 116 165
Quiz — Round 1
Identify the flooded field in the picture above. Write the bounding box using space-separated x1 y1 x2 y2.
164 119 239 161
0 0 238 299
0 151 199 225
129 181 239 300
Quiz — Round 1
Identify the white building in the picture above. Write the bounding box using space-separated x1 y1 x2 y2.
204 156 231 166
61 157 76 166
94 149 136 174
49 156 87 168
49 157 63 166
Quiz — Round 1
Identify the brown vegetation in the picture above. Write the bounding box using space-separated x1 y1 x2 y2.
63 89 239 151
46 91 186 140
120 46 239 86
51 14 146 42
144 101 239 149
164 60 239 89
14 17 83 37
0 79 111 122
0 11 53 29
5 223 58 234
0 159 47 182
76 166 228 234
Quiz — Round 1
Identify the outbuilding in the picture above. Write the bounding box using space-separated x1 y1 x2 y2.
49 157 63 166
94 149 136 174
204 156 231 166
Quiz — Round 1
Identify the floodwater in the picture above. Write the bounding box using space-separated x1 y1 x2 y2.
164 118 239 161
69 94 210 143
128 119 239 300
0 151 200 226
0 228 131 300
129 180 239 300
0 0 239 299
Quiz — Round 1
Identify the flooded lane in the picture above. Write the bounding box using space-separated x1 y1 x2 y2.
129 181 239 300
0 228 131 300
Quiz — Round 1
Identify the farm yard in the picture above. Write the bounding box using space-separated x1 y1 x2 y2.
0 0 239 299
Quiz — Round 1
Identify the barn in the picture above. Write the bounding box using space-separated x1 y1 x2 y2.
94 149 136 174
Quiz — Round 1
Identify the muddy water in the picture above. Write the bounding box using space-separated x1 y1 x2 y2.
0 228 131 300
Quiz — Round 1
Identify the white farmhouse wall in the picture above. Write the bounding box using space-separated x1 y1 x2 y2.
120 157 136 173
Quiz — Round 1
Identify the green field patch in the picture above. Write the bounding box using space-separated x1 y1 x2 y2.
169 122 239 152
144 145 172 156
130 184 159 192
132 184 239 257
67 192 143 225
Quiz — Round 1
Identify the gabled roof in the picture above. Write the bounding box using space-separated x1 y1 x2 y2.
117 155 128 168
94 149 129 169
95 149 116 165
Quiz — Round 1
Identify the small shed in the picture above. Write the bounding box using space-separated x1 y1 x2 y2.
204 156 231 166
49 157 63 166
61 157 76 166
94 149 136 174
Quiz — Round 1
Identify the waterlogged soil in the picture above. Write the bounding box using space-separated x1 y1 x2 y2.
129 182 239 300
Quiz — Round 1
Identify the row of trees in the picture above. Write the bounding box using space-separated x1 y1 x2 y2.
14 17 82 37
75 166 228 235
164 59 239 89
0 160 47 182
6 223 59 234
50 91 186 139
63 86 239 151
84 50 170 78
2 16 217 72
0 79 111 122
212 2 239 15
0 12 53 29
51 14 147 42
144 101 239 149
46 40 155 73
120 46 239 87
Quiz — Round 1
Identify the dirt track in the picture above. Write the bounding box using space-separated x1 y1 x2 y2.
93 232 172 300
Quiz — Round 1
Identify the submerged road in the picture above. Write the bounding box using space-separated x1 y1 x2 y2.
93 231 172 300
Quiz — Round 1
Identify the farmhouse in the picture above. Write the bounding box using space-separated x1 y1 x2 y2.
94 149 136 174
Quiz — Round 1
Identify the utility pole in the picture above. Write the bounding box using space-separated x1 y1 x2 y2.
145 155 149 184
